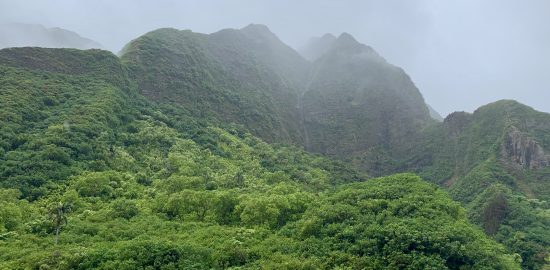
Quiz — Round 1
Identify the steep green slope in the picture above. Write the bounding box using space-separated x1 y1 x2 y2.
406 100 550 269
122 27 436 178
120 26 307 144
301 33 434 175
0 48 519 269
0 47 136 199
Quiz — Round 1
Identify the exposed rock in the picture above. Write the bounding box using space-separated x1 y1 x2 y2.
503 126 550 169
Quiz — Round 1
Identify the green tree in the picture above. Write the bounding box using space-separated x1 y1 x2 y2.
49 201 71 246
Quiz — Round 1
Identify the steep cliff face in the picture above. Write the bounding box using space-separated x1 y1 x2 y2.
301 33 433 175
503 126 550 169
1 26 548 269
412 100 550 188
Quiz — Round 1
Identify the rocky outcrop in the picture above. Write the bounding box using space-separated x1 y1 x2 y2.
503 126 550 169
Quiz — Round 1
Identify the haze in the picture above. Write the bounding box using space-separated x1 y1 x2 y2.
1 0 549 116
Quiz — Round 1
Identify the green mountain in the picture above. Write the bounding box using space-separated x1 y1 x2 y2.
0 45 521 268
122 27 436 178
405 100 550 269
0 23 103 50
120 25 307 145
1 24 549 269
300 32 549 269
121 25 550 269
301 33 434 175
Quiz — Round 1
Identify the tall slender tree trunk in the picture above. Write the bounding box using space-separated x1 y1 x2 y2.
55 226 60 246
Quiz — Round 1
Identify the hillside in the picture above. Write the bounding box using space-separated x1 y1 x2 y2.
120 25 548 268
1 24 548 269
0 23 102 50
405 100 550 269
121 26 436 177
120 26 307 145
0 47 521 269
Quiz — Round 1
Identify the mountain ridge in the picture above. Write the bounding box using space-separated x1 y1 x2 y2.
0 23 103 50
120 25 436 176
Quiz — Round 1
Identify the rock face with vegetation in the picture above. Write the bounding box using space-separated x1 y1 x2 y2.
0 24 548 269
406 100 550 269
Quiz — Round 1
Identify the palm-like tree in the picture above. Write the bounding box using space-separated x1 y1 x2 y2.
49 201 71 246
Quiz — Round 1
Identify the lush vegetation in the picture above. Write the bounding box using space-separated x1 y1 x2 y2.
406 101 550 269
120 26 307 145
119 26 550 269
0 47 522 269
0 172 521 269
120 26 550 269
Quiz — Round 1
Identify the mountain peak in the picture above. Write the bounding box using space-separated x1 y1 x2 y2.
299 33 337 61
241 23 272 35
239 23 281 43
320 33 337 41
337 32 357 43
330 32 378 57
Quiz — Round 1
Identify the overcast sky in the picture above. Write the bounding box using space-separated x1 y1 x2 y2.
1 0 549 116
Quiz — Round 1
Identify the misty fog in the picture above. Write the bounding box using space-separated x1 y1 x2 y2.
1 0 549 116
